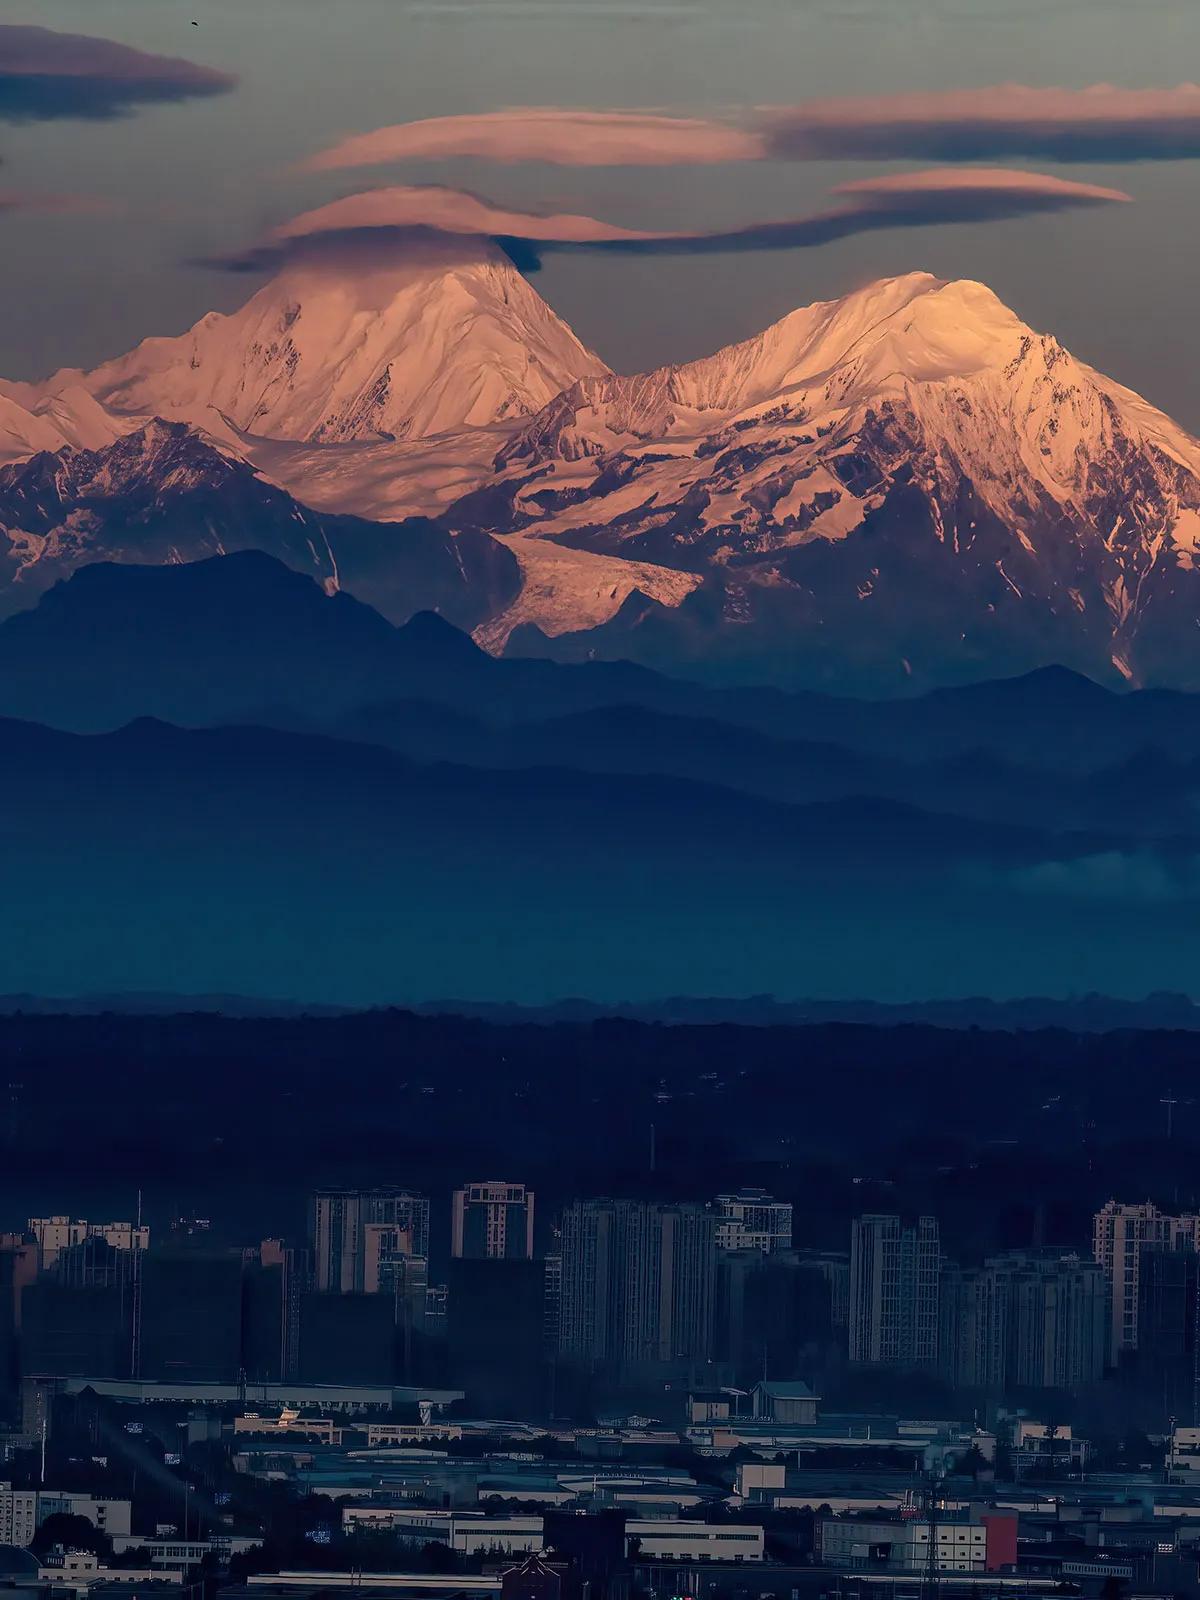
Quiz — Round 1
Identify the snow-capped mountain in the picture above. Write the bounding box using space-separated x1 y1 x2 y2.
0 418 518 625
9 263 1200 690
0 381 141 466
450 272 1200 686
493 273 1200 555
47 238 607 444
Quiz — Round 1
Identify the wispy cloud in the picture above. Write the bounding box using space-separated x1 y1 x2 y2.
0 188 120 218
302 85 1200 171
218 169 1129 271
0 23 235 122
761 84 1200 163
828 167 1129 206
982 851 1200 904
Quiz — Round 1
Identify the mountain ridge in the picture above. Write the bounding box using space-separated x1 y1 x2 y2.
2 554 1199 1004
10 551 1200 782
7 262 1200 689
2 699 1197 1007
45 237 607 445
0 417 519 622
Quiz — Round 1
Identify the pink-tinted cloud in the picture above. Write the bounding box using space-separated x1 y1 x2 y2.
219 168 1129 271
830 168 1130 206
301 85 1200 171
0 23 235 121
0 189 121 218
273 185 685 244
301 109 765 171
761 84 1200 162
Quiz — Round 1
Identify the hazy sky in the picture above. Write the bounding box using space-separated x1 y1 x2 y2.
4 0 1200 426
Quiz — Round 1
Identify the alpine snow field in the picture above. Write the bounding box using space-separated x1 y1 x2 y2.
4 247 1200 693
4 239 1200 1003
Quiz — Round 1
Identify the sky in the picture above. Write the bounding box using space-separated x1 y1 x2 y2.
3 0 1200 427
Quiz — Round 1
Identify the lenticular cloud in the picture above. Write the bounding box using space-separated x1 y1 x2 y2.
225 168 1128 272
302 109 763 171
0 23 235 121
761 84 1200 163
273 186 676 245
302 85 1200 171
829 168 1130 207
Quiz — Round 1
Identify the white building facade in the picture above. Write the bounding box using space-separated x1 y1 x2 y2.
712 1191 792 1255
0 1482 37 1548
27 1217 148 1272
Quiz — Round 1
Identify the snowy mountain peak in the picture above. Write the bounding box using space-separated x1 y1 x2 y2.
497 270 1200 506
0 382 140 467
9 263 1200 692
435 271 1200 690
496 271 1028 466
51 238 608 445
3 420 252 523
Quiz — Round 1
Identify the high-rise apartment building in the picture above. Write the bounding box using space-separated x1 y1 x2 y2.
53 1235 138 1292
849 1214 940 1367
940 1250 1108 1391
447 1257 547 1416
714 1248 835 1380
1136 1248 1200 1419
27 1218 149 1274
712 1189 793 1254
138 1250 245 1383
559 1199 716 1367
793 1249 851 1333
1092 1201 1200 1361
542 1252 562 1356
452 1181 535 1260
309 1188 430 1293
363 1224 423 1294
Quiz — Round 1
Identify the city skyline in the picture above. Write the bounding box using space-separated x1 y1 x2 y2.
6 8 1200 1600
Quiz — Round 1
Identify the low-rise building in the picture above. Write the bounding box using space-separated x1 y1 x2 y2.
341 1509 544 1556
35 1492 132 1541
1010 1421 1090 1475
365 1424 464 1447
0 1482 38 1547
626 1520 764 1562
818 1510 1016 1575
109 1537 264 1565
686 1392 733 1425
1168 1425 1200 1485
734 1461 787 1500
42 1377 464 1413
454 1519 545 1558
234 1411 344 1445
37 1552 184 1597
0 1484 131 1548
750 1380 818 1425
233 1576 504 1600
819 1516 986 1573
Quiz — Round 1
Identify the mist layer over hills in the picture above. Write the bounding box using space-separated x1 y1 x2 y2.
3 243 1200 1004
0 553 1196 1006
